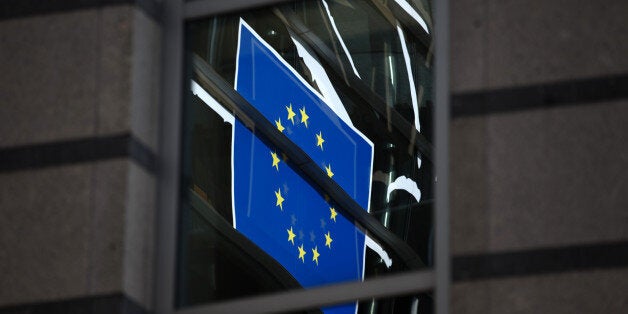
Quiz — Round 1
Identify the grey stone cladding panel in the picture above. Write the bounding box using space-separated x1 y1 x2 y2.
450 0 486 92
485 99 628 251
122 162 156 310
485 0 628 89
98 6 162 152
452 267 628 314
451 0 628 91
450 115 490 255
0 164 92 307
97 6 133 141
130 9 162 152
0 6 160 152
88 160 128 298
0 10 99 147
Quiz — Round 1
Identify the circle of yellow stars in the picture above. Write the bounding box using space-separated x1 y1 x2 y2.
283 205 338 266
270 103 344 266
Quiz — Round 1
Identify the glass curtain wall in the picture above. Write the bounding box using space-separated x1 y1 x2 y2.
178 1 434 313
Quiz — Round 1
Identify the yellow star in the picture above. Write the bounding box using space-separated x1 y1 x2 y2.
299 107 309 127
298 244 306 262
275 188 284 210
271 151 280 171
286 104 296 124
329 207 337 222
275 118 285 132
287 227 296 245
324 231 333 248
325 164 334 178
316 132 325 150
312 246 320 265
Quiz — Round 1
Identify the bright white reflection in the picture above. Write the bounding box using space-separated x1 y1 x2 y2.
191 80 235 124
388 55 395 87
397 23 421 132
387 175 422 204
291 35 354 126
322 0 362 78
365 236 393 268
394 0 430 34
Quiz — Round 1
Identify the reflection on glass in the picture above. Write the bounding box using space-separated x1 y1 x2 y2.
179 0 434 312
231 19 374 292
312 292 434 314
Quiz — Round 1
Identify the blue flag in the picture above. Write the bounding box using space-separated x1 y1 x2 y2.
231 20 374 313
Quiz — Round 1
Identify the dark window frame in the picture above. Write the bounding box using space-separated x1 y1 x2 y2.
155 0 450 313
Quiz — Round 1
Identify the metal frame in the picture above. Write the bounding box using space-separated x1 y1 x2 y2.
433 0 450 312
179 270 434 314
155 0 449 312
155 0 183 313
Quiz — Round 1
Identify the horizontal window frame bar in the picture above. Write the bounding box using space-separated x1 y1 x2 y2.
177 269 434 314
184 0 291 20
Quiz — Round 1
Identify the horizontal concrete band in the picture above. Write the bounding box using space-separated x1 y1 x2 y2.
452 73 628 117
0 293 146 314
452 240 628 282
0 0 162 23
0 133 156 174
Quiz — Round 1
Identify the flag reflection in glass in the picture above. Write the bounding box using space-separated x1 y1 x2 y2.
231 19 374 314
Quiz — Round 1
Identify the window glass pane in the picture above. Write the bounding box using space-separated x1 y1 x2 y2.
178 0 434 311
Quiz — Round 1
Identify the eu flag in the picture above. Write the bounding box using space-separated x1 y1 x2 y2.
232 20 374 313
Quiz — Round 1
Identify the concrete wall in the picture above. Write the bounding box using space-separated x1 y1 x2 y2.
0 3 160 313
450 0 628 312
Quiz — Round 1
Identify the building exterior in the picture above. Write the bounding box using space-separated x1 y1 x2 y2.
0 0 627 313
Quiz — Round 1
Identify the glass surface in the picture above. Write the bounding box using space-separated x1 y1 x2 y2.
178 0 434 312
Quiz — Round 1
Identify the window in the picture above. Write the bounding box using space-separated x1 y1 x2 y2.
156 1 449 313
